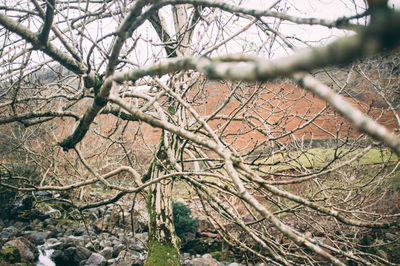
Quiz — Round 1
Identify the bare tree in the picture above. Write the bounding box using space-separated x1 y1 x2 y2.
1 0 400 265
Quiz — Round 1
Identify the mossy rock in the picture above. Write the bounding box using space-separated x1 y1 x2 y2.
210 251 222 261
144 241 180 266
0 246 21 264
35 202 62 219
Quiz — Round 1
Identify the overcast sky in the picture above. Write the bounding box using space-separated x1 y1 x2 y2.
3 0 399 78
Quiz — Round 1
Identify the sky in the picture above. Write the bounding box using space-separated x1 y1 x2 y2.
2 0 399 80
206 0 400 58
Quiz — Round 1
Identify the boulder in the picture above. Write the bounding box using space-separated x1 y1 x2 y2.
24 230 51 245
182 255 223 266
113 244 125 257
0 245 21 264
74 246 92 262
1 226 20 240
64 246 77 260
85 252 106 266
100 246 113 260
115 250 145 266
51 250 71 265
46 238 63 249
4 237 39 262
130 232 148 251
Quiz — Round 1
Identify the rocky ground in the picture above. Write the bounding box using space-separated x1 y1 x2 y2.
0 192 268 266
1 187 399 265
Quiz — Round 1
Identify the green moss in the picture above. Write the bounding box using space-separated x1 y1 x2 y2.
57 218 79 225
211 251 222 261
144 240 180 266
146 184 181 265
0 246 21 264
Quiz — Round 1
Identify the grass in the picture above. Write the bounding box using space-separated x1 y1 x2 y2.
255 147 398 173
171 147 399 199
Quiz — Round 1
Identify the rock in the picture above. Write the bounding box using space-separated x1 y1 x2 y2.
35 203 61 219
64 246 77 259
44 218 55 226
1 226 20 240
13 221 27 231
25 230 51 245
130 210 149 233
51 250 71 265
107 258 117 265
85 252 106 266
94 221 104 233
73 225 86 236
46 238 63 249
100 246 113 260
202 253 212 259
65 227 74 236
31 219 43 228
112 239 121 246
46 225 59 238
183 256 223 266
99 239 112 248
65 235 85 247
385 232 397 241
85 242 95 251
113 244 125 257
11 194 33 214
74 246 92 262
181 252 191 261
130 232 148 251
0 245 21 264
115 250 144 266
99 232 110 240
4 237 39 262
228 263 242 266
82 235 91 244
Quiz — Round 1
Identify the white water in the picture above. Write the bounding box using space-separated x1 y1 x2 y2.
36 246 55 266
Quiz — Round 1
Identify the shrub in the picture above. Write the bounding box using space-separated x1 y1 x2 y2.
172 201 199 240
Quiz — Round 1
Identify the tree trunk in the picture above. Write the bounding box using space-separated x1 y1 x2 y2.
144 158 181 265
144 5 194 265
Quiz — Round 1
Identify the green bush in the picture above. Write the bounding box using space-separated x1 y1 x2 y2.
172 201 199 240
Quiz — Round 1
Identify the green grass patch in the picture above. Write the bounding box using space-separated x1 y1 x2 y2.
256 147 398 173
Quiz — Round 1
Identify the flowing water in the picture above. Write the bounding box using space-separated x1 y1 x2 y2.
36 244 55 266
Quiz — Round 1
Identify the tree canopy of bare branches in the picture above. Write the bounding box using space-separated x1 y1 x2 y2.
1 0 400 265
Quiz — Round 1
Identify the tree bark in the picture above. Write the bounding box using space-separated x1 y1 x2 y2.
145 152 181 265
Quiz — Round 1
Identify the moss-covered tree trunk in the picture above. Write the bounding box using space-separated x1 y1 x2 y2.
144 155 181 265
144 6 195 263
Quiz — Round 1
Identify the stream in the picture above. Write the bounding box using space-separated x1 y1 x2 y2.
36 244 55 266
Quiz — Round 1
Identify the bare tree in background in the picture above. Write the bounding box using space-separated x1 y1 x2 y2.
1 0 400 265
